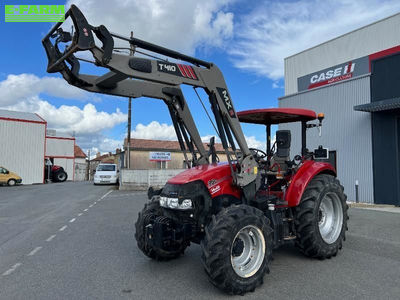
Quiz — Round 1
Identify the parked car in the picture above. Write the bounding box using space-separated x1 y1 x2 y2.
44 159 68 182
0 166 22 186
94 164 118 185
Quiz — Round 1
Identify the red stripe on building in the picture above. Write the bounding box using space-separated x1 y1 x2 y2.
72 139 76 181
46 136 75 141
45 155 75 159
43 123 47 184
368 45 400 72
0 116 46 125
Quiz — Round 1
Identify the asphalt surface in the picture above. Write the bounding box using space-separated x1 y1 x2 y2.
0 182 399 299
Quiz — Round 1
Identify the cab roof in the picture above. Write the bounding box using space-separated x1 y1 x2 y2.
237 108 317 125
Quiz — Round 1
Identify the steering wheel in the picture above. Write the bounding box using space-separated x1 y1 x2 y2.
249 148 268 162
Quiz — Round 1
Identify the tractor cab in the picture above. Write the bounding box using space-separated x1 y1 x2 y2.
238 108 324 169
238 108 328 203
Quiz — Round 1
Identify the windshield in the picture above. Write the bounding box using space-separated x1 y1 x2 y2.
97 165 116 171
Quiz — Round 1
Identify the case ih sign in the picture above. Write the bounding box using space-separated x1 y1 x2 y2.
297 56 369 91
297 45 400 92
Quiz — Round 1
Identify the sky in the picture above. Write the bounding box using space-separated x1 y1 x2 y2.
1 0 400 155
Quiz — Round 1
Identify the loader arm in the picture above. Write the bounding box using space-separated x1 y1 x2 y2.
42 5 258 192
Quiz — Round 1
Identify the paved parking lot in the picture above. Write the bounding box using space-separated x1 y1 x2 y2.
0 182 399 299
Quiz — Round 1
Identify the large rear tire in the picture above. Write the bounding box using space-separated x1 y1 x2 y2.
295 174 348 259
201 205 273 295
53 170 67 182
135 200 187 260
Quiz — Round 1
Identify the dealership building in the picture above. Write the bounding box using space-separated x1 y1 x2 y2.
279 13 400 206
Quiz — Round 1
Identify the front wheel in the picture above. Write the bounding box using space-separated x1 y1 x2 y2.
295 174 348 259
135 199 187 260
7 179 16 186
201 205 273 295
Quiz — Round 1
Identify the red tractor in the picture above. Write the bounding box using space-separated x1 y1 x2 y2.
45 158 68 182
42 5 348 295
135 108 348 294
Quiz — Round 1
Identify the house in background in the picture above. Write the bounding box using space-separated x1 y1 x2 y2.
123 138 227 170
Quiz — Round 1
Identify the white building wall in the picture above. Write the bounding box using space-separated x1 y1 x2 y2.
46 137 75 181
285 13 400 95
46 138 74 157
279 76 374 203
74 158 87 181
0 120 45 184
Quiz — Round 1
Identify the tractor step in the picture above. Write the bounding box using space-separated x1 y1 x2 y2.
283 235 296 241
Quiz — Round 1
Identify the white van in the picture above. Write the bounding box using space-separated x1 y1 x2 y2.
94 164 118 185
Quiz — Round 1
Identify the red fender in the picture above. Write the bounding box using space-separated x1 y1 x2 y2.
285 160 336 207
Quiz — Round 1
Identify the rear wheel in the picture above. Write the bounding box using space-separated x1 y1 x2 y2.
135 200 187 260
201 205 273 295
53 170 67 182
7 179 16 186
295 174 348 259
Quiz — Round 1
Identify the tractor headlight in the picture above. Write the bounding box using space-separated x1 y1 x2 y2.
159 196 192 210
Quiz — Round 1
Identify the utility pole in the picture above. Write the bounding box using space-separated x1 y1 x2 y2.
127 31 135 169
87 149 91 181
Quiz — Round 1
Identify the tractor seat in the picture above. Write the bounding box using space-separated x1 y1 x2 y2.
270 130 291 173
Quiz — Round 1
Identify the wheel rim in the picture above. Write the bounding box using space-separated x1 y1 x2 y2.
58 173 66 181
231 225 265 278
8 180 15 186
318 192 343 244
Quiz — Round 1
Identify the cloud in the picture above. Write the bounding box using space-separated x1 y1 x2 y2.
5 96 126 135
131 121 177 140
78 137 123 156
65 0 235 55
230 0 400 79
272 81 284 89
0 73 89 106
245 136 265 150
0 74 127 136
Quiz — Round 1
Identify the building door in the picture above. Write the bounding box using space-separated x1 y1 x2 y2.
397 117 400 206
370 53 400 205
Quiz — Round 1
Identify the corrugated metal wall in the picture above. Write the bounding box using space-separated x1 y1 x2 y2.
285 13 400 95
279 76 374 203
0 120 45 184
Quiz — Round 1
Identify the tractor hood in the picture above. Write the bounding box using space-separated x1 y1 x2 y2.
167 163 241 198
168 163 231 185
